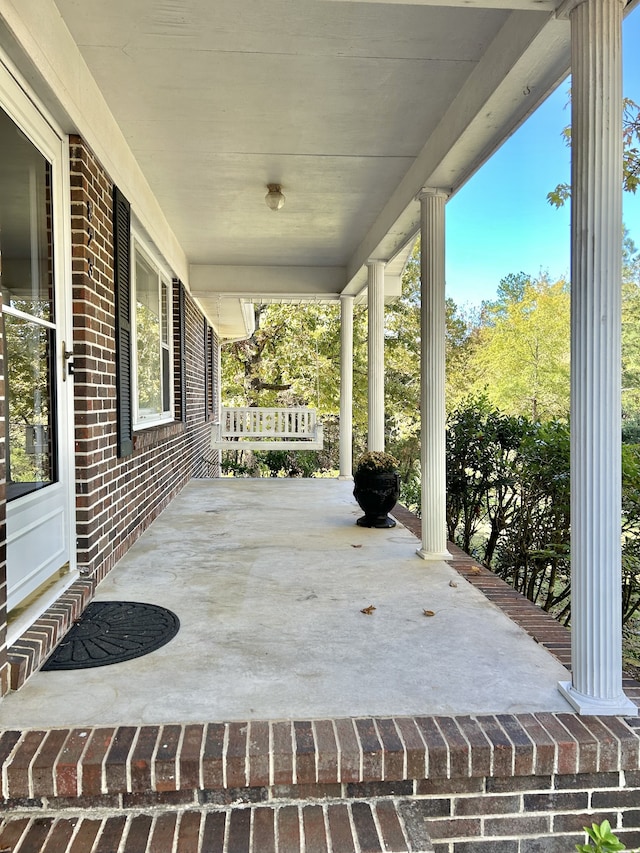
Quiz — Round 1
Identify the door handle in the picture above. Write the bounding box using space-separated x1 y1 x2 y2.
62 341 74 381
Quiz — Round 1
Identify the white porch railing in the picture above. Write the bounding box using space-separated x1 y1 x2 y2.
211 407 324 450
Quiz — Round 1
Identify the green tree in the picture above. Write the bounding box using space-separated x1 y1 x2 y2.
222 301 362 413
385 240 479 478
493 419 572 619
470 275 570 421
446 395 528 561
385 245 421 478
622 233 640 425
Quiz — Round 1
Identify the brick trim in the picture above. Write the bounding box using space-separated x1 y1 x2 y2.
6 578 95 691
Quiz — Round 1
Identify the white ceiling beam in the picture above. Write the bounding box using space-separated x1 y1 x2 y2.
314 0 557 9
189 264 348 299
344 10 570 292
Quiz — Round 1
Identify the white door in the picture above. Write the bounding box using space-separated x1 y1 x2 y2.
0 62 76 622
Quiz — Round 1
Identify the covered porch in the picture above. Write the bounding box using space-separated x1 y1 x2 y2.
1 0 640 846
0 0 637 718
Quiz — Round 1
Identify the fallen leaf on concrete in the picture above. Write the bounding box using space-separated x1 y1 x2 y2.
351 544 362 548
449 580 458 588
361 604 376 615
423 609 435 617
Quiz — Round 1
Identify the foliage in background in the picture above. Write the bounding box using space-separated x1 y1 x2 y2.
444 397 640 630
445 396 535 567
384 245 421 477
548 96 640 207
493 418 571 620
384 241 477 477
622 234 640 421
221 302 368 474
222 302 348 412
471 274 570 421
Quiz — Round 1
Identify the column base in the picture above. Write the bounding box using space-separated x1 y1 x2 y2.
558 681 638 716
416 547 451 561
337 474 353 481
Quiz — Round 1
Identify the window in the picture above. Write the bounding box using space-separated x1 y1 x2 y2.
0 107 57 499
131 238 173 426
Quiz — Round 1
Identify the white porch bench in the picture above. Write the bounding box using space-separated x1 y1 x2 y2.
211 407 324 451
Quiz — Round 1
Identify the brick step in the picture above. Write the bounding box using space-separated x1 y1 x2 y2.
2 714 640 805
0 799 433 852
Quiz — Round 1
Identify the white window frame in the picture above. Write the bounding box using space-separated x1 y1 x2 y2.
131 233 174 428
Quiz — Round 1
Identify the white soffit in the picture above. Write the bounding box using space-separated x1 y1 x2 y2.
48 0 517 278
195 296 256 342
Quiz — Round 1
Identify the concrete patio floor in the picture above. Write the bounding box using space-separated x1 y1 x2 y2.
0 479 573 727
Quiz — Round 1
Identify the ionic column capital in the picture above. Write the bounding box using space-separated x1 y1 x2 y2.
416 187 450 204
556 0 624 19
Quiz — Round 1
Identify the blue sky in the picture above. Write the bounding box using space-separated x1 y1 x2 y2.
445 7 640 307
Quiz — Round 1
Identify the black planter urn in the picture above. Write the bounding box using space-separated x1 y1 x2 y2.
353 470 400 529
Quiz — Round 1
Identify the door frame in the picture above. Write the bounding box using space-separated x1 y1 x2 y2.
0 51 77 644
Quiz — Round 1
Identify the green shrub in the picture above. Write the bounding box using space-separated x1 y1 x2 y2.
576 819 629 852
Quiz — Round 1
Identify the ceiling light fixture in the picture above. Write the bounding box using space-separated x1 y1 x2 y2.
265 184 285 211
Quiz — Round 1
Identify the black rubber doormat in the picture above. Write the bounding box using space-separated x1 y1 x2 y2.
42 601 180 670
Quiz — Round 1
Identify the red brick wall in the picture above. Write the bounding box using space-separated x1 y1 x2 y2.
69 136 216 583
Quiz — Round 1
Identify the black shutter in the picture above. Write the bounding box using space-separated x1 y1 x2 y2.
211 329 219 423
204 319 210 417
113 186 133 457
178 282 186 422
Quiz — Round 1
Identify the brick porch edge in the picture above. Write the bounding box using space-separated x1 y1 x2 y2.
2 714 640 851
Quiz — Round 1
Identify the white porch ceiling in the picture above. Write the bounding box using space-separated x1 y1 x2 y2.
4 0 634 334
52 0 512 266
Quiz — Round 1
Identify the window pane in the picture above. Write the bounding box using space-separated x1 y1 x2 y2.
136 253 161 419
0 109 54 322
5 314 55 499
162 347 170 412
161 280 169 346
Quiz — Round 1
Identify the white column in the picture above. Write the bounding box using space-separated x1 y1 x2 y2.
417 189 450 561
367 260 386 452
557 0 636 715
339 294 354 479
